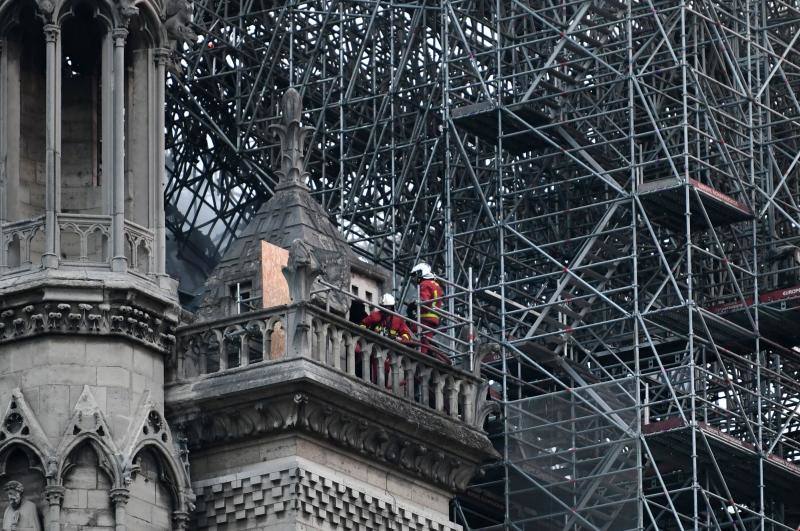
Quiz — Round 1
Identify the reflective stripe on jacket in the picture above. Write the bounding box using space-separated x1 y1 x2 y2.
419 279 442 322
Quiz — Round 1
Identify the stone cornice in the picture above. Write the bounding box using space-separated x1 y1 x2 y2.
166 358 499 491
0 276 179 354
172 392 482 491
0 299 176 353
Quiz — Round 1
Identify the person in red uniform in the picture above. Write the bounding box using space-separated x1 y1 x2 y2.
360 293 414 344
410 262 449 364
360 293 414 385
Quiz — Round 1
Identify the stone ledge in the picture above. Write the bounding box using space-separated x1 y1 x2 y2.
0 268 179 308
166 357 499 491
0 274 180 354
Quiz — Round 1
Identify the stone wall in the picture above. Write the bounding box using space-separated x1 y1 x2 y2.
18 33 46 222
61 444 115 530
0 332 191 530
61 68 103 216
127 450 175 530
124 47 152 228
190 434 460 531
0 336 164 444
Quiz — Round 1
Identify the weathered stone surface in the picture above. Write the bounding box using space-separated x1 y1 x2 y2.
166 357 497 492
197 90 354 320
190 449 462 531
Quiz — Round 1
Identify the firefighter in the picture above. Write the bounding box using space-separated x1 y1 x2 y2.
360 293 414 344
360 293 414 386
410 262 448 363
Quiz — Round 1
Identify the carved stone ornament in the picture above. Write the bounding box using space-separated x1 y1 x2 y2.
283 239 322 303
1 480 42 531
269 89 314 190
0 390 54 474
174 393 481 491
55 386 121 485
164 0 197 46
0 301 177 353
35 0 54 16
0 388 194 515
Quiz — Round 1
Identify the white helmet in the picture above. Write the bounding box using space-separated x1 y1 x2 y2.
380 293 396 307
411 262 434 279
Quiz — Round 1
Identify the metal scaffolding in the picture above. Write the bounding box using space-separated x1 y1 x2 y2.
165 0 800 528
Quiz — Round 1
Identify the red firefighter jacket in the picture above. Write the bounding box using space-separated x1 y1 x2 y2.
361 310 414 343
418 279 442 325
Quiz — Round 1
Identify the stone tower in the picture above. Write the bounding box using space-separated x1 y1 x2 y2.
166 91 499 530
0 0 193 527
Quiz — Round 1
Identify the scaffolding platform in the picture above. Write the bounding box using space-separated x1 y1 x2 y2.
451 101 608 162
706 284 800 345
644 419 800 503
638 178 753 231
517 341 601 386
451 101 551 154
646 305 757 354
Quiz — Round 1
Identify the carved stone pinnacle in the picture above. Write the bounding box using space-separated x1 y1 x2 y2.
269 88 314 190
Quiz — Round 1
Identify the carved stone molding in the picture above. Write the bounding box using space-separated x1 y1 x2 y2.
0 388 194 514
0 389 55 478
0 300 177 353
109 487 130 507
43 485 65 506
173 392 482 491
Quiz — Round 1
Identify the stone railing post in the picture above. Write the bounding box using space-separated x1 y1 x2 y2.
345 336 356 376
389 354 402 394
176 342 186 380
110 488 130 531
44 485 64 531
447 381 459 419
282 239 320 359
462 382 475 425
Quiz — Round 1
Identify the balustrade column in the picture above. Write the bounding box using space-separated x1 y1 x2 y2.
447 384 459 418
434 374 445 412
44 485 64 531
217 331 227 371
239 334 249 367
390 355 401 394
110 488 129 531
110 28 128 272
345 337 356 376
42 24 60 269
462 382 475 424
176 345 185 380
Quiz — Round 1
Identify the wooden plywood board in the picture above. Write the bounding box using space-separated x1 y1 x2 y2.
261 240 290 307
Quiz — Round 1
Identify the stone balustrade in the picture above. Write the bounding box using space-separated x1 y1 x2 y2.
169 302 489 429
58 213 112 265
1 214 156 276
0 216 46 271
123 219 155 275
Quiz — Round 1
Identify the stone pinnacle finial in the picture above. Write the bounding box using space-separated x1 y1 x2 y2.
270 88 314 189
